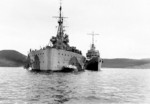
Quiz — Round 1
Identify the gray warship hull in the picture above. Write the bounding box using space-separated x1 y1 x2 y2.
85 57 102 71
29 48 85 72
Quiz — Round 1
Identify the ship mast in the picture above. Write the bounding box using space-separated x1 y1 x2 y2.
56 0 66 39
88 32 99 50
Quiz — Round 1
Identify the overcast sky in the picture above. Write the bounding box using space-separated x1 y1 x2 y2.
0 0 150 59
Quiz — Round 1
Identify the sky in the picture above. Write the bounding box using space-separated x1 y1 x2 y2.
0 0 150 59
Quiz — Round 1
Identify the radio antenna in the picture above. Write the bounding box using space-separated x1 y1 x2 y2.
88 32 99 45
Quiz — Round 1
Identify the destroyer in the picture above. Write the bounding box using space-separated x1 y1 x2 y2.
85 32 102 71
26 5 85 72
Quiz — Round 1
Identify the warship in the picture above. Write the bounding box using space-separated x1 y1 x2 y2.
26 4 85 72
85 32 103 71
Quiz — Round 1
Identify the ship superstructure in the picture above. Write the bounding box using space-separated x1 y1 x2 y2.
27 5 85 72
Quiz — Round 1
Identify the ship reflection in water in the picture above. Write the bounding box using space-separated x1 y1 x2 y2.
0 67 150 104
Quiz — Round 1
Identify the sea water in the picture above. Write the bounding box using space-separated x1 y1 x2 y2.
0 67 150 104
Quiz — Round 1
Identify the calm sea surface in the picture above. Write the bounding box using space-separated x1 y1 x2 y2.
0 67 150 104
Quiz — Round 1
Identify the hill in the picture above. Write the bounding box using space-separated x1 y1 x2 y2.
0 50 27 67
102 58 150 69
0 50 150 69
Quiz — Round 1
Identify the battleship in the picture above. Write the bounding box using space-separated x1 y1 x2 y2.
85 32 103 71
25 4 85 72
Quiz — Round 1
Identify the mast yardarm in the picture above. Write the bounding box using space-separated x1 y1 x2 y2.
88 32 99 50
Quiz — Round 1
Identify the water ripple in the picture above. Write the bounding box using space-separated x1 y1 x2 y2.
0 68 150 104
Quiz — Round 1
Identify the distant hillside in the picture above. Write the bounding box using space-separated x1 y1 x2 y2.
0 50 150 69
0 50 27 67
102 58 150 69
